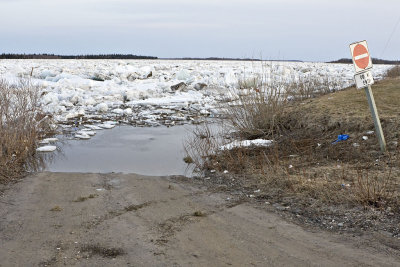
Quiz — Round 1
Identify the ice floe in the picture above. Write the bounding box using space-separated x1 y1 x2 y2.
0 59 393 128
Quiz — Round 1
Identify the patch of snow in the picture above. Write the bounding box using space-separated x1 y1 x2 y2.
40 138 58 144
98 122 116 129
220 139 273 150
75 133 91 139
96 103 108 113
84 125 103 130
36 145 57 152
77 130 96 136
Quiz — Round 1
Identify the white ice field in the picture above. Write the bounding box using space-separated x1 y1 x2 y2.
0 59 393 128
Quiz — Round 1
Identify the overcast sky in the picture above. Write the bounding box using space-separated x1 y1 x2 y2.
0 0 399 61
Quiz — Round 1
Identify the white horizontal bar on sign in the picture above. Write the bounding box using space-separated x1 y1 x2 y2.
354 53 369 60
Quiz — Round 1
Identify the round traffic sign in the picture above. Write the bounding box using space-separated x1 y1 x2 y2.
353 44 370 69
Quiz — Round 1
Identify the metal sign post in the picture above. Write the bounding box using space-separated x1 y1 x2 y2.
349 40 386 153
364 85 386 152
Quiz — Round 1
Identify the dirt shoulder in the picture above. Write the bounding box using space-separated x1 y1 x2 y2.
0 172 399 266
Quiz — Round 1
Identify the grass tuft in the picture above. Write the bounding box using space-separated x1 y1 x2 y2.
0 79 51 183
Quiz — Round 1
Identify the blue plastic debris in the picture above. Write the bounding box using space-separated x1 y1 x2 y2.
332 134 349 144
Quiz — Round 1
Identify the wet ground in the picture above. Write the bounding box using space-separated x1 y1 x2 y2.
1 172 399 266
45 125 194 176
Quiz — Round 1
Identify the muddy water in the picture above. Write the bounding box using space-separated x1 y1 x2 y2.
45 125 195 176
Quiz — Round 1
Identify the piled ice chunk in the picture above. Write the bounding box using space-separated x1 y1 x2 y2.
0 59 393 127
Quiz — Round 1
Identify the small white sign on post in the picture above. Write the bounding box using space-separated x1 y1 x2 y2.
354 70 374 89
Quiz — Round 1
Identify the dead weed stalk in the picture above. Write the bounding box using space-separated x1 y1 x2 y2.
354 167 396 207
0 79 48 182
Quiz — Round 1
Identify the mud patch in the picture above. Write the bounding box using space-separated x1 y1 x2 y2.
80 244 125 258
155 211 209 245
39 256 57 267
49 206 62 212
83 201 152 229
73 194 98 202
125 202 151 212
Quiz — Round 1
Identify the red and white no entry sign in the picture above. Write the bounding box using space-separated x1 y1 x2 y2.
353 44 369 69
349 40 373 73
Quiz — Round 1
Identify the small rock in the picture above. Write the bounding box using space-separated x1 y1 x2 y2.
193 211 206 217
338 223 344 227
292 208 302 214
362 136 368 140
273 203 288 211
194 83 207 90
171 82 187 91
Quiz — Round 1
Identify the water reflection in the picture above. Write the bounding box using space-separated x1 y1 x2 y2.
44 125 195 176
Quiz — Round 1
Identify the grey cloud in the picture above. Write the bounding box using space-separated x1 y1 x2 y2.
0 0 399 60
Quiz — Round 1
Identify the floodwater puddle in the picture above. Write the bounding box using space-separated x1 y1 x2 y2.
45 125 195 176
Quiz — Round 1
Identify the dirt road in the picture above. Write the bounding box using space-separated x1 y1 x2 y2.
0 172 399 266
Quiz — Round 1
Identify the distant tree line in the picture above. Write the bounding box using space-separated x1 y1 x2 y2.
0 54 158 59
170 57 303 62
177 57 263 61
329 58 400 65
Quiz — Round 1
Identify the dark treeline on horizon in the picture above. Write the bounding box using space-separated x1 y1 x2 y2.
330 58 400 65
0 54 302 61
167 57 303 62
171 57 263 61
1 54 398 63
0 53 158 59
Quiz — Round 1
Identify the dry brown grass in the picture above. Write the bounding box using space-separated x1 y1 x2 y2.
0 79 49 182
224 85 287 139
224 69 339 140
385 65 400 78
354 167 396 207
185 77 400 208
286 75 341 101
184 123 222 172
